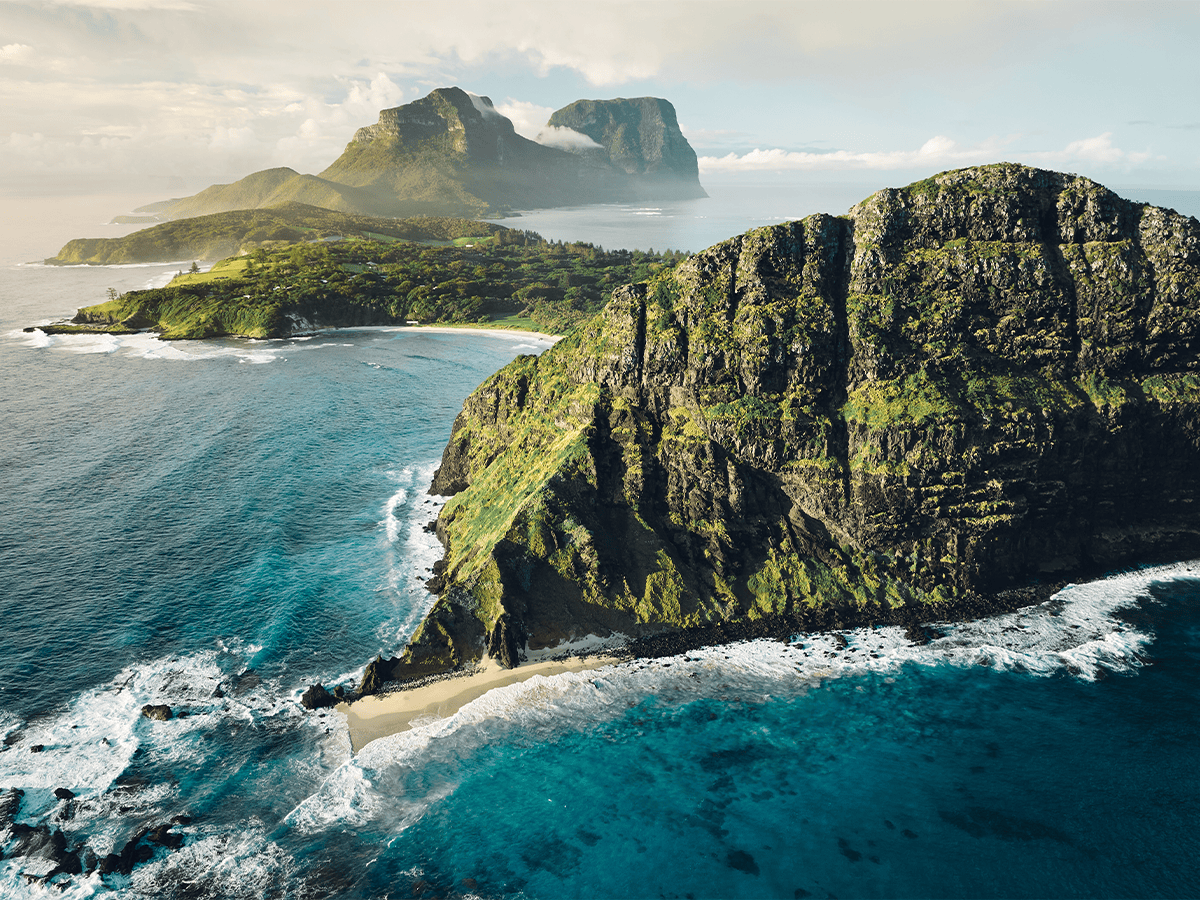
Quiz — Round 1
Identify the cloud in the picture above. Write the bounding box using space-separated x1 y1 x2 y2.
699 135 1010 173
536 125 602 152
0 43 34 62
699 134 1155 175
31 0 198 8
1028 133 1154 167
493 99 554 141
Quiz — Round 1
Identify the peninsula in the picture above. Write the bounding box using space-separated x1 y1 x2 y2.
37 226 684 339
357 163 1200 696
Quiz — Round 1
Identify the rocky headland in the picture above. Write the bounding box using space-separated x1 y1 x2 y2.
359 163 1200 693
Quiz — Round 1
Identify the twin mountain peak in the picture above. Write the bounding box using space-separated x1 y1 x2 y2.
137 87 706 222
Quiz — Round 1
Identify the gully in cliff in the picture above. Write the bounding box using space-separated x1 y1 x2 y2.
344 162 1200 731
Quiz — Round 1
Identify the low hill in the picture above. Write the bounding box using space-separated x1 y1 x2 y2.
46 204 506 265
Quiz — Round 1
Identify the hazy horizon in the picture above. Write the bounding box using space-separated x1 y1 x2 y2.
3 1 1199 199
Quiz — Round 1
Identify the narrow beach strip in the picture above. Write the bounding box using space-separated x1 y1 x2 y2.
340 654 620 752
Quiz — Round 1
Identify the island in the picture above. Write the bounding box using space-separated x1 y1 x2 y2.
354 163 1200 698
125 87 706 224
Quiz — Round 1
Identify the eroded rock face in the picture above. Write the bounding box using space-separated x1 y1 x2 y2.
393 164 1200 679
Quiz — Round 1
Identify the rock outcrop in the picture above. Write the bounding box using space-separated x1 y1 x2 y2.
545 97 707 199
373 164 1200 684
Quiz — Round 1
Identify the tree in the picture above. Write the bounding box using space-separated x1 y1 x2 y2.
106 287 118 303
189 261 200 274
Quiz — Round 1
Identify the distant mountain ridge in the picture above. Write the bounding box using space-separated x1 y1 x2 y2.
136 88 707 221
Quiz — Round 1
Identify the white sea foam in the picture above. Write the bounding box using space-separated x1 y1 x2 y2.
291 561 1191 838
522 632 630 663
379 462 446 644
0 643 303 823
128 822 299 900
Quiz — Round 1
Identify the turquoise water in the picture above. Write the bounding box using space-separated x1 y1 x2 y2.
3 258 1200 898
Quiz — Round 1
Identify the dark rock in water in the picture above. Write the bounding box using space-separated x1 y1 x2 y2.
52 788 75 801
99 828 157 876
727 849 760 875
905 622 938 645
81 847 98 874
141 704 172 721
7 823 68 865
837 838 862 862
423 519 438 533
300 684 337 710
51 797 74 823
145 824 184 850
29 745 44 753
0 787 24 829
333 686 345 700
834 634 849 650
233 669 260 696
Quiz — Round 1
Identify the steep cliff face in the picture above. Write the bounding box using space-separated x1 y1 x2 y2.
545 97 707 199
377 164 1200 685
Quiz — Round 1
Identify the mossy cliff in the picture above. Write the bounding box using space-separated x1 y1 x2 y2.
370 163 1200 686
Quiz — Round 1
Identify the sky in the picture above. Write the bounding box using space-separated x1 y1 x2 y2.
2 0 1199 203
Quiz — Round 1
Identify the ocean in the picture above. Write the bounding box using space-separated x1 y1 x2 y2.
2 185 1200 898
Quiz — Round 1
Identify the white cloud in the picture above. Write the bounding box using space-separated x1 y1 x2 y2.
699 133 1155 175
32 0 198 8
0 43 34 62
493 99 554 141
699 135 1010 173
536 125 602 152
1030 133 1153 167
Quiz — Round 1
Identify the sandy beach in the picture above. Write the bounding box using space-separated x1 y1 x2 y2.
404 324 562 342
340 654 621 752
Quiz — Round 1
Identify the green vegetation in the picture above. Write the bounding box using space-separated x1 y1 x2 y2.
66 228 687 339
47 203 512 266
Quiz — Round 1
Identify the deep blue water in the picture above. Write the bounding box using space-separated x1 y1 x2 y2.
2 257 1200 899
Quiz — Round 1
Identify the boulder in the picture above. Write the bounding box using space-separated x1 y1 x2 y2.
141 704 172 721
300 684 336 710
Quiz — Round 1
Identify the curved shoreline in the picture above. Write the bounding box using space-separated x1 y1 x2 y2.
340 580 1060 753
22 321 565 343
340 653 621 752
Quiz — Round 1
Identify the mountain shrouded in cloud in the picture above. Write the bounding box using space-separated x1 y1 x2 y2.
136 87 707 221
